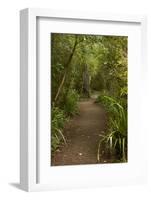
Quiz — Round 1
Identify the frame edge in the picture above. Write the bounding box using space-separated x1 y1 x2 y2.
20 8 29 191
20 8 148 191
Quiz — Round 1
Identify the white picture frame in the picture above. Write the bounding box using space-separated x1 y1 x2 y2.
20 8 147 192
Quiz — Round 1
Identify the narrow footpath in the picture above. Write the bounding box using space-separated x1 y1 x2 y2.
52 99 107 166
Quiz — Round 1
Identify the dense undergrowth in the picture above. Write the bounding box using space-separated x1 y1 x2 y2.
96 90 127 162
51 89 79 152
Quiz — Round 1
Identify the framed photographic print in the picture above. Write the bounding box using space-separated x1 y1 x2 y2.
20 8 147 191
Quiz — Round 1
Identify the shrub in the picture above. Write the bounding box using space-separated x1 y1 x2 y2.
51 106 67 152
64 89 79 116
95 90 110 103
97 95 127 162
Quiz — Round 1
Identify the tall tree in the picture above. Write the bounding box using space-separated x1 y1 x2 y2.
54 35 78 103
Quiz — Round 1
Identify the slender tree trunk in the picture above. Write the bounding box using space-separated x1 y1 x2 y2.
54 36 78 103
83 64 90 98
54 68 67 102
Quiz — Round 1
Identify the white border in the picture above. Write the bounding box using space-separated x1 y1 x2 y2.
20 8 147 191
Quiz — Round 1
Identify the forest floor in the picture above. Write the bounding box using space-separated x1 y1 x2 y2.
51 98 111 166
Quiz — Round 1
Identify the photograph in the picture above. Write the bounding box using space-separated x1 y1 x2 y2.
51 33 128 166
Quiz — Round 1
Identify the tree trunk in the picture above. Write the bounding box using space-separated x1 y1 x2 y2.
83 64 90 98
54 36 78 103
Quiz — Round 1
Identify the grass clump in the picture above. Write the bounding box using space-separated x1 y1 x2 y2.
97 95 127 162
51 106 67 152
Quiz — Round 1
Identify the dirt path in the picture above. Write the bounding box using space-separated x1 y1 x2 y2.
52 99 107 166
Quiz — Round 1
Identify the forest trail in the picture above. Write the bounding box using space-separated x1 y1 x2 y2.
52 99 107 166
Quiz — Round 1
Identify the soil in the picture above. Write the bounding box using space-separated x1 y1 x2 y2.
51 99 108 166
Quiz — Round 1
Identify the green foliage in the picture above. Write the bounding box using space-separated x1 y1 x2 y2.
120 86 127 97
51 106 67 152
51 33 127 160
97 95 127 162
51 33 127 102
90 36 127 97
64 89 79 116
